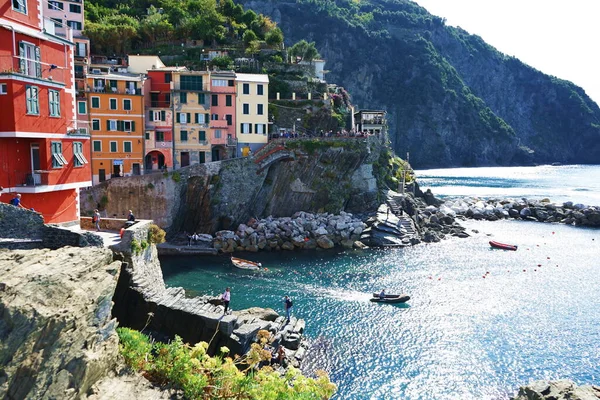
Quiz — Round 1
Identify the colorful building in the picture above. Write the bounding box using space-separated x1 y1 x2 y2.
86 71 147 183
235 73 269 156
209 70 237 160
0 0 91 224
171 70 211 168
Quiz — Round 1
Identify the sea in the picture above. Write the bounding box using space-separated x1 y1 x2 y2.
160 165 600 400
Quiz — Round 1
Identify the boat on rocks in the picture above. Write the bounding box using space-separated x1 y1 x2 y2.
370 293 411 304
231 256 262 270
489 241 518 251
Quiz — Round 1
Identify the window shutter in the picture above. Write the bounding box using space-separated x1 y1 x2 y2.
240 123 243 134
117 120 123 131
205 113 209 124
18 42 26 73
106 120 110 130
199 131 206 141
187 113 191 123
255 124 258 133
195 113 199 124
161 111 166 121
34 46 42 78
176 113 180 123
249 124 252 134
149 110 154 121
132 121 136 132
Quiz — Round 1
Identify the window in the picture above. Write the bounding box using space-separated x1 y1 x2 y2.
150 110 165 121
92 119 100 131
164 73 172 83
67 21 82 30
93 140 101 152
73 142 87 167
255 124 265 134
26 86 39 115
108 120 117 131
69 4 81 13
156 131 165 142
211 94 218 106
145 131 150 140
110 141 117 152
257 104 263 115
19 42 41 78
49 90 60 117
48 1 63 10
180 75 203 91
228 80 234 87
180 130 188 141
211 114 218 121
257 84 264 95
78 101 87 114
12 0 27 14
199 151 206 163
165 93 171 105
109 98 117 110
198 93 206 105
226 95 232 107
215 130 222 139
123 121 134 132
180 92 187 104
243 103 249 115
77 127 87 135
0 83 7 95
212 79 227 87
178 112 189 124
195 113 208 124
91 97 100 108
51 142 67 168
150 93 159 107
199 131 206 142
123 142 132 153
123 99 132 111
226 114 232 126
243 83 249 95
241 123 251 134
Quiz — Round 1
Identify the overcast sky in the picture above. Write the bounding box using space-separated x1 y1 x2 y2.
414 0 600 105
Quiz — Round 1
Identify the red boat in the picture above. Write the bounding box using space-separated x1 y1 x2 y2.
489 241 518 251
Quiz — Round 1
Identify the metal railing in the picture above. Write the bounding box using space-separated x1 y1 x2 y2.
85 86 142 95
0 55 69 85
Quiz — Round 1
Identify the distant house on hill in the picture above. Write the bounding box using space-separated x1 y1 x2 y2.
354 110 386 135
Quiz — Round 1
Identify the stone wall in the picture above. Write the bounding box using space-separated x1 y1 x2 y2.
0 247 122 399
0 203 44 240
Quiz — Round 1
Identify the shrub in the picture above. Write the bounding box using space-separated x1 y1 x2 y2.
140 240 149 250
118 327 153 371
147 183 155 190
130 239 142 255
148 224 166 244
99 195 109 209
171 171 181 183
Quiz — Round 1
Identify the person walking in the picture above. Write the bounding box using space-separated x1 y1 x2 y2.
222 287 231 314
283 295 293 322
93 209 101 232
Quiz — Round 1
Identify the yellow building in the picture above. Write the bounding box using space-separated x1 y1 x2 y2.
172 71 211 168
86 72 147 183
235 73 269 156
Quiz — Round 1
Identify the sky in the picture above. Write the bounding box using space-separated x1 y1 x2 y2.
414 0 600 105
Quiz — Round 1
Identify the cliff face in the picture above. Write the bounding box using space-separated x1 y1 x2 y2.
81 137 384 234
0 247 121 399
239 0 600 168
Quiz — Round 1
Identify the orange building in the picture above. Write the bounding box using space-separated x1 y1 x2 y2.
86 71 147 183
0 0 92 224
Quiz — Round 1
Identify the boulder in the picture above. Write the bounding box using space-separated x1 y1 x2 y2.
281 241 295 251
316 235 335 249
511 380 600 400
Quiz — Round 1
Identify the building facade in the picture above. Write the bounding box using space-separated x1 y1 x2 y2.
171 70 211 168
235 73 269 156
353 110 386 135
209 70 237 161
86 71 147 183
0 0 91 224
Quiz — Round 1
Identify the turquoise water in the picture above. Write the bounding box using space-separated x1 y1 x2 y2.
161 220 600 399
415 165 600 205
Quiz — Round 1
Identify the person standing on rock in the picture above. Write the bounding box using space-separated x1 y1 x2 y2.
283 295 293 322
222 287 231 314
93 209 101 232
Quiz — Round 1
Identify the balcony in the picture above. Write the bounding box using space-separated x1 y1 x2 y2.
145 140 173 150
172 82 210 92
86 86 143 95
0 55 68 85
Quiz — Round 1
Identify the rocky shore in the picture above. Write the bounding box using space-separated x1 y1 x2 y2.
440 197 600 227
511 380 600 400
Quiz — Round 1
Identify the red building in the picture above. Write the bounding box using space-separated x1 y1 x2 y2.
0 0 92 224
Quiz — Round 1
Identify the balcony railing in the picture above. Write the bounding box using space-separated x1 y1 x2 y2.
145 140 173 149
86 86 142 95
150 101 171 108
172 82 210 92
0 55 69 85
361 118 386 125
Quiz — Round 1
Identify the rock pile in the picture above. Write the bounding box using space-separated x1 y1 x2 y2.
442 198 600 227
511 380 600 400
212 211 367 252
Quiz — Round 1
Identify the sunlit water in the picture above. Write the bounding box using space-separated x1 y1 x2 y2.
415 165 600 205
161 220 600 399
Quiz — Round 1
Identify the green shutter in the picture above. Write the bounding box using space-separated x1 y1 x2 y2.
176 113 180 123
131 121 136 132
195 113 199 124
205 113 209 124
199 131 206 141
249 124 252 134
240 123 243 134
106 120 110 130
161 111 166 121
149 110 154 121
117 120 123 131
187 113 191 123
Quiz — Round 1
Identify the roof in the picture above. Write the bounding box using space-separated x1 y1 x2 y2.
148 66 188 72
88 72 146 81
235 73 269 83
355 110 386 114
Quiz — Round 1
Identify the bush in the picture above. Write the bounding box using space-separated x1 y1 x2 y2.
171 171 182 183
116 329 337 399
130 239 142 255
148 224 166 244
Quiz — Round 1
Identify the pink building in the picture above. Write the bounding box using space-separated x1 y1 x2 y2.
209 70 237 160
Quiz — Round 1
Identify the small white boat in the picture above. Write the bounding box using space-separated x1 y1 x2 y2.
231 256 262 271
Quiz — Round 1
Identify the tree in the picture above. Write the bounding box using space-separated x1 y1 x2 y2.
265 27 283 48
289 40 320 63
242 30 257 46
139 6 173 43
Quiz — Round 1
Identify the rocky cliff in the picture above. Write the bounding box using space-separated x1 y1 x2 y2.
81 136 388 234
0 247 121 399
239 0 600 167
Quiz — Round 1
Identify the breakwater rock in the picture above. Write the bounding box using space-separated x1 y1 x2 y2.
511 380 600 400
0 247 121 399
442 198 600 227
212 211 367 252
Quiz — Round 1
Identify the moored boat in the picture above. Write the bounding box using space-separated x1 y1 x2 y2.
370 293 410 304
231 256 262 270
489 241 518 251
